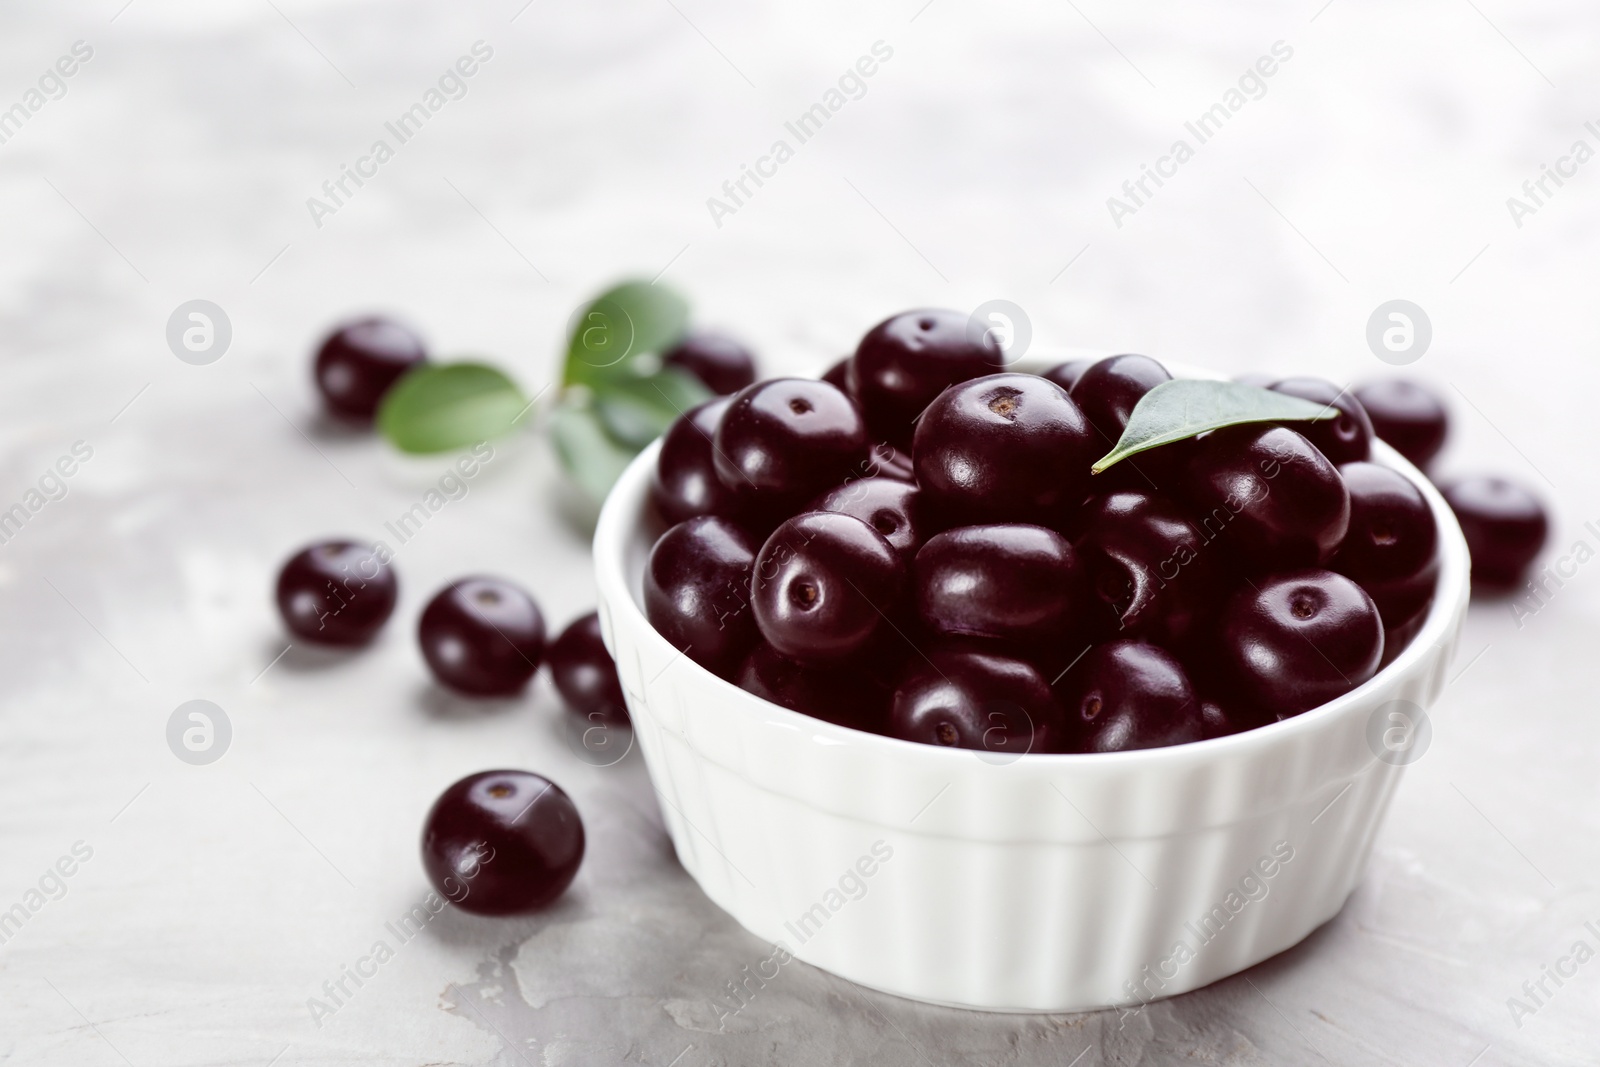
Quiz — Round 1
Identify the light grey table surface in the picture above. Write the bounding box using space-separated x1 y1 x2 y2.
2 1 1597 1064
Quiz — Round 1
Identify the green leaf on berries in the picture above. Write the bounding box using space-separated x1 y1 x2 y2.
377 362 531 454
563 281 690 389
1091 379 1335 474
549 396 640 503
592 367 712 448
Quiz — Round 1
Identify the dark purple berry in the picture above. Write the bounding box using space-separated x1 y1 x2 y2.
1198 696 1267 740
663 331 757 396
914 524 1082 648
821 356 857 398
913 373 1097 526
1441 476 1549 592
1183 425 1350 570
1070 354 1171 446
1057 641 1202 753
421 770 584 915
751 512 905 667
1073 490 1218 649
889 646 1059 755
1218 570 1383 717
1040 359 1094 392
810 477 925 561
863 442 915 482
1352 380 1448 469
275 540 397 646
652 397 736 525
1269 377 1374 464
1331 462 1438 628
713 379 868 511
1381 607 1431 669
419 577 546 696
644 516 758 677
314 317 427 422
852 309 1001 450
736 643 890 732
548 612 627 725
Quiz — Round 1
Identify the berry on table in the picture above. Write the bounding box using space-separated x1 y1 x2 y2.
275 540 397 645
663 331 757 396
419 577 546 696
1441 476 1549 593
313 317 427 422
548 612 628 725
421 770 584 915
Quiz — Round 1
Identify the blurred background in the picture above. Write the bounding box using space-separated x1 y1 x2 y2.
1 0 1596 1064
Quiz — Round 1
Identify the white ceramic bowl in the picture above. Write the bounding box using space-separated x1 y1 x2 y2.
592 359 1469 1013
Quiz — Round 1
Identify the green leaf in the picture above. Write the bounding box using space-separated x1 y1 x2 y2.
593 368 713 448
377 362 530 454
564 281 690 388
1092 379 1336 473
549 396 640 503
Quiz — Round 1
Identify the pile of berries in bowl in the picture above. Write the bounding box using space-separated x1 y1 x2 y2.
595 309 1472 1011
641 308 1444 755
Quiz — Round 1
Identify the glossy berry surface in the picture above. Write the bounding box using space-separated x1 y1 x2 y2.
419 577 546 696
1041 359 1094 392
1073 490 1217 649
863 442 915 483
810 477 924 561
736 643 890 732
547 612 627 725
644 516 758 677
1183 425 1350 570
1269 377 1374 464
889 646 1058 756
1057 641 1202 753
663 331 757 396
852 309 1001 450
821 357 857 398
751 512 905 666
1070 354 1171 446
1332 462 1439 628
652 397 735 525
914 524 1081 648
1218 570 1383 717
421 770 584 915
1441 476 1549 591
1352 380 1448 469
1198 696 1266 741
275 540 397 646
314 317 427 422
913 373 1097 526
713 379 868 511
